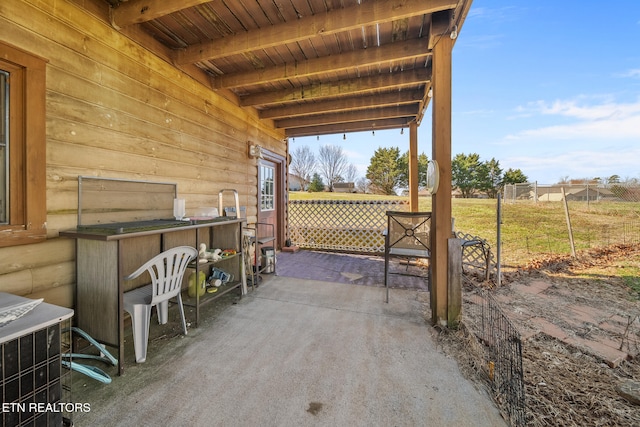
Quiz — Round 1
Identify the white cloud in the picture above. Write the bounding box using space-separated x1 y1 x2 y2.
615 69 640 79
461 6 522 50
506 97 640 140
459 109 495 116
498 97 640 182
343 148 366 160
467 6 521 23
505 149 640 184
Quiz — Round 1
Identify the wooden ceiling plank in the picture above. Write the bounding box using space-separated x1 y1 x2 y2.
110 0 211 28
240 68 430 106
260 90 424 119
214 38 429 89
285 117 410 137
173 0 457 65
275 104 419 128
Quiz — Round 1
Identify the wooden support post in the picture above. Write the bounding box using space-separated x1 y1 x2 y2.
409 122 419 212
430 34 453 327
448 238 462 328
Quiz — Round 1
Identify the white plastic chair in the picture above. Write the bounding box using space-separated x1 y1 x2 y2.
123 246 198 363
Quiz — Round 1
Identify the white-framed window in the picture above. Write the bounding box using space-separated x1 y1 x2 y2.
260 164 275 211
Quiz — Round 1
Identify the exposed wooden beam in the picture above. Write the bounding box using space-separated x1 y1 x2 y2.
109 0 211 29
260 90 424 119
173 0 457 65
429 10 453 49
285 118 410 138
214 38 429 89
430 33 453 326
414 81 433 125
409 122 419 211
275 105 419 129
241 68 430 107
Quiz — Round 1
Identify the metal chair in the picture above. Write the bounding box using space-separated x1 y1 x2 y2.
123 246 198 363
384 211 432 302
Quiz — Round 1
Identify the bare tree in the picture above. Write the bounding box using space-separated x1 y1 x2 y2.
289 146 316 190
344 164 358 183
355 177 370 194
318 145 350 191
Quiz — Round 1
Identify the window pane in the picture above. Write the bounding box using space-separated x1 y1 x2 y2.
260 165 275 212
0 70 7 224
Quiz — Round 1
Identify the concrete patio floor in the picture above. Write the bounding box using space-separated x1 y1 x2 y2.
70 273 506 426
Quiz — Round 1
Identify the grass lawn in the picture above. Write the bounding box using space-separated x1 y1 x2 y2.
289 191 640 267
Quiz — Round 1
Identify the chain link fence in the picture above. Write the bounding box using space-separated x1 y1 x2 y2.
504 182 640 203
498 183 640 265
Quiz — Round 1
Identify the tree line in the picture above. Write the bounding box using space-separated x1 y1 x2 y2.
289 145 528 198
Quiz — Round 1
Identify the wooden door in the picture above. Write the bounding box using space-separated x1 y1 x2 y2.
258 159 278 248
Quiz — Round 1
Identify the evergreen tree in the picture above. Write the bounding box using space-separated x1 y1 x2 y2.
478 158 503 198
366 147 402 195
397 151 429 188
502 168 528 184
451 153 483 198
307 173 325 192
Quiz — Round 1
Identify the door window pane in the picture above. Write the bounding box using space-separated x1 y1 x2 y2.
260 165 275 211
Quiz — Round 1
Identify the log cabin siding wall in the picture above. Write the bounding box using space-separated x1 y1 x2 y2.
0 0 286 307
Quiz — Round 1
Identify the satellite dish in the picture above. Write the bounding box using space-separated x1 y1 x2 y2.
426 160 440 194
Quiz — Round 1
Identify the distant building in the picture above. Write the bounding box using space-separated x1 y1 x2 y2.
333 182 355 193
288 174 305 191
564 187 616 201
537 186 618 202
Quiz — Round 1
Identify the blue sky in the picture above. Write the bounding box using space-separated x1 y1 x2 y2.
290 1 640 185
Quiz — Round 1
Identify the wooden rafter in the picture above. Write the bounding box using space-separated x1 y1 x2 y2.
110 0 211 28
173 0 456 65
275 105 419 129
285 117 409 138
213 38 430 89
240 68 431 107
259 90 424 119
241 68 430 107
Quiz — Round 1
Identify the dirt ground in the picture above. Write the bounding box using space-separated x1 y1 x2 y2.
439 244 640 427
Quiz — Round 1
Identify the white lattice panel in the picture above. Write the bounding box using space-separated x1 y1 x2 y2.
289 200 408 252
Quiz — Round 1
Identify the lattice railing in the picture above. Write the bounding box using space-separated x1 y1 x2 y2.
456 231 495 281
288 200 408 252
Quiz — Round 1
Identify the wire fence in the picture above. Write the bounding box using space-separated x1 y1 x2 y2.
503 182 640 203
465 289 526 427
496 184 640 266
516 221 640 251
